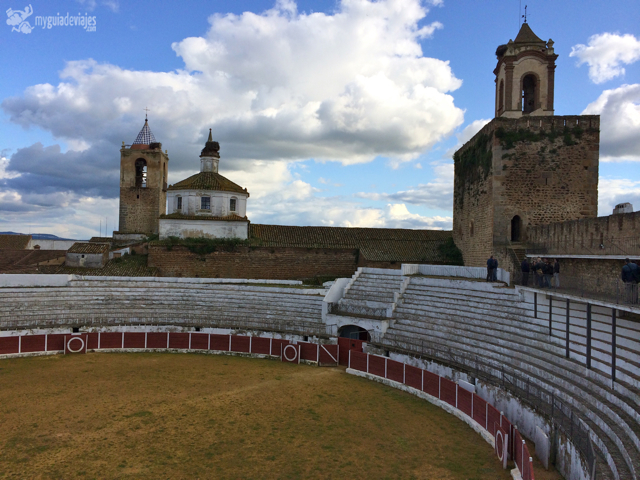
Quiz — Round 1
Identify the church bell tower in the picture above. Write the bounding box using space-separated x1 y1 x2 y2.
494 22 557 118
117 117 169 236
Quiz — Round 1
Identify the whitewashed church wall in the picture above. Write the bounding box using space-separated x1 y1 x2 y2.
159 218 248 240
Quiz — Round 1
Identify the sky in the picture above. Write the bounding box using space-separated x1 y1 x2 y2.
0 0 639 239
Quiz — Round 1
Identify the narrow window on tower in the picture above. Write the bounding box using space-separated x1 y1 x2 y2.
230 198 237 212
176 196 182 210
201 196 210 210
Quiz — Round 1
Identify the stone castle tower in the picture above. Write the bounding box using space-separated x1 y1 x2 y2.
452 23 599 270
117 118 169 236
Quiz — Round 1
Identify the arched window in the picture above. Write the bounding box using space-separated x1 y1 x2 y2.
135 159 147 188
511 215 522 242
498 80 504 114
522 74 537 114
229 197 237 212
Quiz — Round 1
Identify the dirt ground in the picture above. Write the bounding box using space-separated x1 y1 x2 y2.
0 353 562 479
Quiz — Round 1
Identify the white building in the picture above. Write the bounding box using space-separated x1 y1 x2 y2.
159 130 250 240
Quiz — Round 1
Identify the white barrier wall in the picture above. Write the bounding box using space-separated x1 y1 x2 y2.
402 264 510 284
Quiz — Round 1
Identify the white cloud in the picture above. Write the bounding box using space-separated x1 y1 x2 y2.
570 33 640 84
445 118 491 158
355 161 453 210
583 84 640 161
598 178 640 216
3 0 463 172
0 156 20 180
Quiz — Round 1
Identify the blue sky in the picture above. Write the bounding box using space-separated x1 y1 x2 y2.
1 0 639 239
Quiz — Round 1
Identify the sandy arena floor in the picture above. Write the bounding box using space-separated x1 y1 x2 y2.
0 353 562 479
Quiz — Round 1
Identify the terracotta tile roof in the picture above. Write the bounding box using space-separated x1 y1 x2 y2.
248 224 452 262
160 213 249 222
168 172 248 195
0 250 66 273
68 242 110 254
0 234 31 250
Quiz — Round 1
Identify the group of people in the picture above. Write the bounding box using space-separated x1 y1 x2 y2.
520 257 559 288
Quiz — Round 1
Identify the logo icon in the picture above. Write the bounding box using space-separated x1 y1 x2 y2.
6 4 33 34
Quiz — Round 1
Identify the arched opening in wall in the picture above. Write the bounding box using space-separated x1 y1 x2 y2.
135 159 147 188
498 80 504 114
511 215 522 242
522 74 537 114
338 325 370 341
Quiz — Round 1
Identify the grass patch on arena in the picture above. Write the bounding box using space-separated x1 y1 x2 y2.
0 353 559 479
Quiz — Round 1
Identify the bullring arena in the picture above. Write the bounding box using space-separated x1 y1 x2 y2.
1 264 638 479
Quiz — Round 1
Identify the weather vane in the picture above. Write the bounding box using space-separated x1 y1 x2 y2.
522 5 528 23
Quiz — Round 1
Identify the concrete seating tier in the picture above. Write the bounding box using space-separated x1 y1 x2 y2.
0 282 326 337
384 277 640 480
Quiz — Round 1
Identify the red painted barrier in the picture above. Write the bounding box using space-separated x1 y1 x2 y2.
318 344 338 366
423 370 439 398
0 336 19 354
251 337 271 355
0 330 536 479
190 333 209 350
349 350 367 371
209 334 230 351
386 359 404 383
345 350 536 479
147 332 168 349
457 387 473 417
404 365 422 391
440 378 457 407
20 335 45 353
124 332 145 349
472 394 487 430
100 332 122 349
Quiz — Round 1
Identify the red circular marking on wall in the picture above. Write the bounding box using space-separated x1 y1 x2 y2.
67 337 85 353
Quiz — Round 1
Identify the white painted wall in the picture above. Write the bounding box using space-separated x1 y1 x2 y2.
167 189 248 217
29 239 80 250
159 218 249 240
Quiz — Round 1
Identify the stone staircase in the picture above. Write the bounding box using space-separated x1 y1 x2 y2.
334 269 405 319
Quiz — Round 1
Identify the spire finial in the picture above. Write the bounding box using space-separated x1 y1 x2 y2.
208 128 213 142
522 5 528 23
144 106 150 121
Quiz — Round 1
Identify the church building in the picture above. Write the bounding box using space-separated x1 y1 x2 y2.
158 130 250 240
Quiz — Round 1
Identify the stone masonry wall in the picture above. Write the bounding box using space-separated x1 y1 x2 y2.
119 187 161 235
527 211 640 255
453 130 495 268
148 245 358 280
492 115 599 245
453 115 599 270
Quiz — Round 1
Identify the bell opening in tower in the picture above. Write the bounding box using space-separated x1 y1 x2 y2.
522 74 537 114
135 159 147 188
